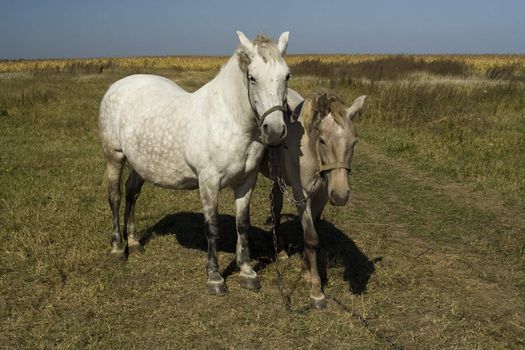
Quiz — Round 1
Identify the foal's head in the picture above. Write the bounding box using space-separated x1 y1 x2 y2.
236 31 291 146
302 91 366 206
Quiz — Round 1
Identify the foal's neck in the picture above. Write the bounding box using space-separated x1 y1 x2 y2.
301 127 322 173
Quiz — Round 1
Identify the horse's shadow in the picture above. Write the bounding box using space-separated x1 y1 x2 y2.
141 212 378 295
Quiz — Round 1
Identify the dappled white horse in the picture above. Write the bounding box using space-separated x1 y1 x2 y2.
99 31 291 295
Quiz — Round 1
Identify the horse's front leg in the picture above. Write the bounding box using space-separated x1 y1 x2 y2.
233 174 261 290
198 174 227 296
299 200 327 309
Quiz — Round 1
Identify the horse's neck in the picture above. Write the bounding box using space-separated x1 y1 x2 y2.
203 56 255 128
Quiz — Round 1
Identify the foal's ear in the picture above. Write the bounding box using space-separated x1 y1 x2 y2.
236 31 256 58
277 31 290 56
311 93 329 131
346 95 367 120
315 93 330 116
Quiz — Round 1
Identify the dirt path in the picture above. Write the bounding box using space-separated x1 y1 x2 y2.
323 141 525 348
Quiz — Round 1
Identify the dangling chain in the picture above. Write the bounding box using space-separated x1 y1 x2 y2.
267 147 322 208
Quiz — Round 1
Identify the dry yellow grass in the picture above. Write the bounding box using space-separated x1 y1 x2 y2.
1 54 524 73
1 56 524 349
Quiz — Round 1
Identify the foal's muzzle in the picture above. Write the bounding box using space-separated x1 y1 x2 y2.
327 168 350 206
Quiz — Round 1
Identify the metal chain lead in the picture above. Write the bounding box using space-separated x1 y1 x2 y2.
268 147 311 314
267 147 322 207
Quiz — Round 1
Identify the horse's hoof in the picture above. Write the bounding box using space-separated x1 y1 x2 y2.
207 280 228 296
110 250 127 262
277 251 289 261
128 243 144 255
310 295 327 309
239 275 261 290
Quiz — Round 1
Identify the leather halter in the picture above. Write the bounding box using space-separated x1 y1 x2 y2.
314 137 350 176
246 71 288 127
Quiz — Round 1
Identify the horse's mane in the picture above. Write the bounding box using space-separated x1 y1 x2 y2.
300 90 348 134
237 34 280 71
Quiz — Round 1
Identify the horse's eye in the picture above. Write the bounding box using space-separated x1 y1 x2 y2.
248 74 256 83
285 73 291 81
319 138 326 145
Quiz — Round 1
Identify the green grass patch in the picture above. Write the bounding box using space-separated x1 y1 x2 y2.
1 59 524 349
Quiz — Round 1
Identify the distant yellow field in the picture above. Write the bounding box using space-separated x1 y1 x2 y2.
1 54 524 73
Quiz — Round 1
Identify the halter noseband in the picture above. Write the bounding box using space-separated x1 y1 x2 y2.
314 138 350 176
246 71 288 127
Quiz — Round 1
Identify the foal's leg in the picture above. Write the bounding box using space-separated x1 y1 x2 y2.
271 181 288 261
310 189 329 232
198 175 226 296
106 151 126 259
234 175 260 290
299 200 327 309
124 169 145 254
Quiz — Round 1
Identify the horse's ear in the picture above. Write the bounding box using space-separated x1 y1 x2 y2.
346 95 366 120
277 31 289 56
236 31 256 59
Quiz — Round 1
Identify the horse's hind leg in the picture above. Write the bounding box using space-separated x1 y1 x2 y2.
124 169 145 254
234 175 260 290
106 151 126 260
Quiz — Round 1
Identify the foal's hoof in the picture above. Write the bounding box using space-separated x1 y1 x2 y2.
207 280 228 296
310 295 327 309
239 275 261 290
128 243 144 255
277 251 289 261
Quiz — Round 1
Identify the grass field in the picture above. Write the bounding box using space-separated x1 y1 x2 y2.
1 55 524 349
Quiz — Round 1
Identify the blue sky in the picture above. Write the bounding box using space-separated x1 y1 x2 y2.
1 0 524 59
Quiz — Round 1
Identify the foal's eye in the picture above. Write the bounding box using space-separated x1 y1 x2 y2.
248 74 256 83
285 73 291 81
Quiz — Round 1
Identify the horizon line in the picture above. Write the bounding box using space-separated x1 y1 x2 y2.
2 52 525 61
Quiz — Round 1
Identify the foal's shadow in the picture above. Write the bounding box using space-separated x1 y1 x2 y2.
277 214 379 295
141 212 378 294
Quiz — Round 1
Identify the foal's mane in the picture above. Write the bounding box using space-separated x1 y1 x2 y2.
300 90 348 134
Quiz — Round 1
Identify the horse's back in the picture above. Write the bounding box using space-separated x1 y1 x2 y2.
99 74 187 154
100 74 186 119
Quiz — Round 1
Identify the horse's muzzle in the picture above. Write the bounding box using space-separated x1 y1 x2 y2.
260 112 287 146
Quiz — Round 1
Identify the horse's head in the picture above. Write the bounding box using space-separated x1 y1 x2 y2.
302 92 366 206
236 31 290 146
